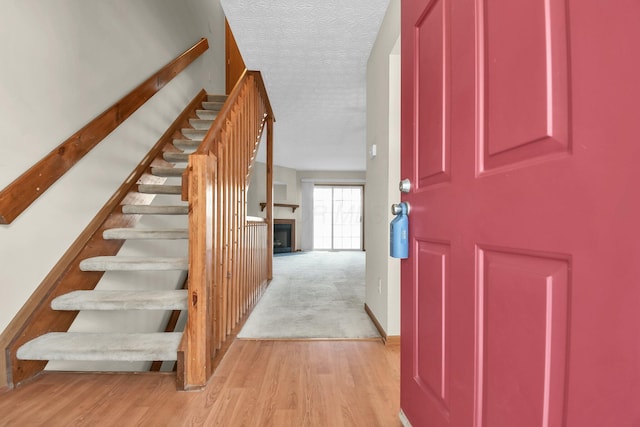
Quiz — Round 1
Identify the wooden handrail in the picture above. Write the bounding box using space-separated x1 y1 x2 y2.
180 71 274 390
253 72 275 124
0 38 209 225
195 70 275 156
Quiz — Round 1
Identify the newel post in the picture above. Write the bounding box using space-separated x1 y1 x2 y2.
182 151 216 390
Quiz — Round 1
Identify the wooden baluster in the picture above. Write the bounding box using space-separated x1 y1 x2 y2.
254 224 258 304
231 106 238 328
244 130 248 313
233 103 240 328
248 224 253 308
227 123 234 337
239 100 245 318
248 100 254 306
220 127 229 339
236 98 243 322
218 132 224 345
253 224 257 304
266 116 274 281
211 136 219 353
232 105 238 327
245 89 251 312
210 137 219 354
258 225 261 299
240 102 245 317
245 98 250 311
226 113 234 333
254 225 258 304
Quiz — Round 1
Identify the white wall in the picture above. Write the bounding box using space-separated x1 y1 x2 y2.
0 0 226 382
296 170 366 182
364 0 401 336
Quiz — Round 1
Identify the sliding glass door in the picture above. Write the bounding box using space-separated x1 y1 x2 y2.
313 186 363 250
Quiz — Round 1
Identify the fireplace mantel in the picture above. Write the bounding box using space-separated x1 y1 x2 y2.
260 202 299 212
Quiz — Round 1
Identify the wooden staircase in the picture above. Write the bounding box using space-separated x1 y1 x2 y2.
7 71 274 391
16 95 224 368
0 37 274 391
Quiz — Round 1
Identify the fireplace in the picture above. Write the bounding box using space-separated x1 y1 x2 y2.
273 219 295 253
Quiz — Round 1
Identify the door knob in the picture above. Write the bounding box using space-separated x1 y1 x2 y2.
399 179 411 193
391 202 410 216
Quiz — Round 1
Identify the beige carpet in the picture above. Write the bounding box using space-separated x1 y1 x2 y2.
238 251 380 339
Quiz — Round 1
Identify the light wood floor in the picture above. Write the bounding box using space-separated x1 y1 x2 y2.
0 339 400 426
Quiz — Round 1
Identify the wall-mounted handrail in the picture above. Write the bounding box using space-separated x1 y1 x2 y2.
0 38 209 225
179 70 274 390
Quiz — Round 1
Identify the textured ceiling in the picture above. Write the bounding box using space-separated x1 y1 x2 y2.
220 0 390 171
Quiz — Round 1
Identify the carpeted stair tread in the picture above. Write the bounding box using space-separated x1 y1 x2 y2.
174 137 202 144
137 184 182 194
181 128 207 139
202 101 224 111
207 94 227 102
80 256 188 271
189 119 214 130
17 332 182 361
162 152 189 163
103 228 188 240
196 110 217 120
172 139 201 150
52 290 188 311
122 205 188 215
151 166 186 177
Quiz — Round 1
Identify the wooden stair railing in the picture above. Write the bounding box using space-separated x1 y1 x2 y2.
178 71 274 390
0 38 209 225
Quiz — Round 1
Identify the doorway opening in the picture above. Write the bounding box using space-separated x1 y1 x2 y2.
312 185 363 250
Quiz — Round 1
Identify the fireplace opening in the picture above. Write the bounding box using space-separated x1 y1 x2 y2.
274 219 295 253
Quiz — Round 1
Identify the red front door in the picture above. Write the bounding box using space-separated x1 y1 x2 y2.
400 0 640 426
